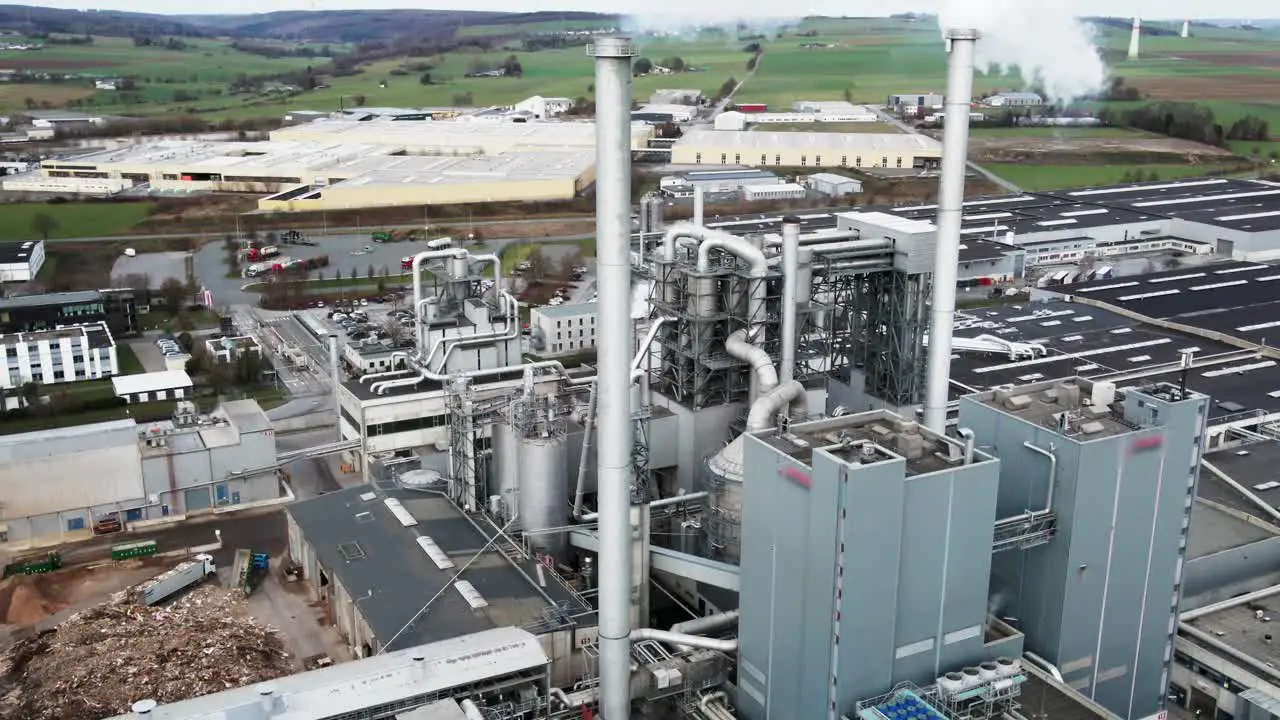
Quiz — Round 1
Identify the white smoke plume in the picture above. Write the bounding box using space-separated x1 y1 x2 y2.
938 0 1110 104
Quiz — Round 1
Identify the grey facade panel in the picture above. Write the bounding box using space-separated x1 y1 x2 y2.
1183 535 1280 605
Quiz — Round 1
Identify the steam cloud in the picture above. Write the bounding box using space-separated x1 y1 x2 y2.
938 0 1109 104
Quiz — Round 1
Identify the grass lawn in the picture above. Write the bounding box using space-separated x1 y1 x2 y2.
984 163 1241 191
0 400 176 436
116 343 145 374
0 202 155 241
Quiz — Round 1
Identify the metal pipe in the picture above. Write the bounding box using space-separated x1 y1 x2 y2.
781 217 800 385
591 35 637 720
807 239 893 255
410 248 468 355
417 292 520 375
629 628 738 652
1181 582 1280 621
747 379 808 433
957 427 976 465
693 185 705 226
328 334 342 441
726 328 778 402
700 692 735 720
923 28 980 434
815 259 890 273
1023 652 1064 683
1024 441 1057 515
459 699 485 720
581 491 708 522
1128 17 1142 60
358 351 410 383
1180 622 1280 684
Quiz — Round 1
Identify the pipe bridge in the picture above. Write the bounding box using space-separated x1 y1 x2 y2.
276 438 362 464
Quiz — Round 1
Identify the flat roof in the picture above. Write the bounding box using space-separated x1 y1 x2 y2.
272 118 654 152
676 129 942 153
0 239 39 265
681 168 778 181
286 486 579 650
1019 666 1121 720
1044 177 1280 232
1202 443 1280 514
958 237 1021 263
0 290 101 311
111 369 193 396
218 399 273 435
1186 602 1280 668
966 377 1145 440
0 322 108 347
806 172 861 185
533 300 598 319
1186 499 1277 559
945 301 1280 419
0 417 135 447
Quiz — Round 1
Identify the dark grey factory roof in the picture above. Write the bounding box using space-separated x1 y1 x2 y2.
0 240 39 265
286 485 581 651
1058 261 1280 345
0 289 101 311
84 322 113 349
946 301 1280 418
1045 177 1280 232
1201 444 1280 517
1019 666 1119 720
958 237 1021 263
681 169 779 181
1186 498 1277 559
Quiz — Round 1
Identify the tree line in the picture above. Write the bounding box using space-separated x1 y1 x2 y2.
1101 101 1271 147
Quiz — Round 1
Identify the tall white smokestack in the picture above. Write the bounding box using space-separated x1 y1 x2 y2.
1128 17 1142 60
1181 20 1190 39
923 28 979 434
589 36 637 720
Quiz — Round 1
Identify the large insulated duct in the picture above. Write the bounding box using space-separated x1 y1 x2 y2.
1128 17 1141 60
590 35 637 720
726 328 778 402
923 28 979 434
696 232 769 327
747 380 808 433
328 334 341 441
781 217 800 385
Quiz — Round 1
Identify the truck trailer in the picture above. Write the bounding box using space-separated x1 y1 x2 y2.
135 554 216 606
246 245 280 262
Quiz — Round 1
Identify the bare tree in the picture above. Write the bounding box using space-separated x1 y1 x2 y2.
382 316 407 344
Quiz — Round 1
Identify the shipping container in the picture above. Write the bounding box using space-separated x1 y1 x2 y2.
135 554 216 606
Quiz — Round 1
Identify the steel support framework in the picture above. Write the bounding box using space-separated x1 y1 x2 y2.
649 248 783 411
846 270 930 408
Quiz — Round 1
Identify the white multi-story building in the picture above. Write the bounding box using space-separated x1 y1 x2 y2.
742 183 807 201
531 302 598 357
0 239 44 282
0 322 118 401
512 95 574 119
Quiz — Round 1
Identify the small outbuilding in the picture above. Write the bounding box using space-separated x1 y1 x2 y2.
111 369 193 404
804 172 864 197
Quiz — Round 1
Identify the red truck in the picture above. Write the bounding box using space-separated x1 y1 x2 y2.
246 245 280 262
401 256 414 271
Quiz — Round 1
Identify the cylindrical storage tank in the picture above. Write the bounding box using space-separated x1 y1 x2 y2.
689 277 717 318
937 672 965 698
704 435 746 564
995 656 1021 678
796 248 814 304
978 661 999 684
517 432 569 557
450 256 469 280
491 419 520 521
660 263 679 305
960 666 982 690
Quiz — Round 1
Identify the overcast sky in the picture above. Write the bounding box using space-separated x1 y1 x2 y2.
27 0 1280 19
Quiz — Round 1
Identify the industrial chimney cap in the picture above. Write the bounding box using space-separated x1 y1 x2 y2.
944 28 981 41
781 215 802 225
588 36 637 58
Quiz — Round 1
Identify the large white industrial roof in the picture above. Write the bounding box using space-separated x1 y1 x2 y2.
111 370 193 397
676 129 942 153
110 627 548 720
271 118 654 151
334 150 596 188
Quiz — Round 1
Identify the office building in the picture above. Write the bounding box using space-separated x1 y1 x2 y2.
0 321 117 394
531 301 599 357
0 240 44 282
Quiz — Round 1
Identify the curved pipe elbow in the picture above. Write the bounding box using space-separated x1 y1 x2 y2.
725 328 778 395
629 628 738 653
746 379 808 432
697 233 768 277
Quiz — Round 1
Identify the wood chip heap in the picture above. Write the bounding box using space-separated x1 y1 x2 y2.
0 585 291 720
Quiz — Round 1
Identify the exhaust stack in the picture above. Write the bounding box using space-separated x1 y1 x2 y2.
589 36 637 720
1128 17 1141 59
923 28 979 434
1181 20 1190 39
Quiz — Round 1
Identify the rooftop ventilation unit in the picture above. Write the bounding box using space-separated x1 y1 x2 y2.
454 580 488 609
383 498 418 527
416 536 455 570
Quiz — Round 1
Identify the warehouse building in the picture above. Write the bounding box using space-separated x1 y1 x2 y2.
111 369 193 404
671 130 942 170
0 322 118 397
285 484 596 679
742 183 806 201
660 168 781 194
0 239 43 282
268 117 652 154
0 399 278 544
887 92 944 109
983 92 1044 107
530 301 599 356
803 172 863 197
635 103 698 122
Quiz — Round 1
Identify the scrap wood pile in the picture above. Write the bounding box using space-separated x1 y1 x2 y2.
0 585 291 720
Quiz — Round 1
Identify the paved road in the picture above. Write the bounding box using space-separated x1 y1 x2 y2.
873 108 1024 194
59 509 288 567
45 214 597 244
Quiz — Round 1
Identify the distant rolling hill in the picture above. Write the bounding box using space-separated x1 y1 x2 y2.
0 4 208 37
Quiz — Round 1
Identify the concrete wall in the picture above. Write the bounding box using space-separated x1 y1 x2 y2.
1183 535 1280 606
650 393 745 493
671 135 940 170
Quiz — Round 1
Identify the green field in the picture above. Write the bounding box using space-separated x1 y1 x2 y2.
0 202 155 240
969 126 1144 138
983 163 1243 191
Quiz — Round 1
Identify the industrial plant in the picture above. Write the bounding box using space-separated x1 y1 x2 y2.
50 26 1280 720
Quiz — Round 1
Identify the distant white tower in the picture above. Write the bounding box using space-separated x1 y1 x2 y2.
1181 20 1190 38
1128 17 1142 60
